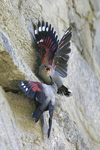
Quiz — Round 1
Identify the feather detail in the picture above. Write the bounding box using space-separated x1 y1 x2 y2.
33 21 72 78
33 21 59 64
53 26 72 77
18 81 47 103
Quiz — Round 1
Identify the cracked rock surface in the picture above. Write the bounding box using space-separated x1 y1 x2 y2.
0 0 100 150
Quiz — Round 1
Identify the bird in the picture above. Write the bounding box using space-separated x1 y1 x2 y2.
18 76 57 138
33 21 72 96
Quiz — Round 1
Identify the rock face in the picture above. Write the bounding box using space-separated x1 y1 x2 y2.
0 0 100 150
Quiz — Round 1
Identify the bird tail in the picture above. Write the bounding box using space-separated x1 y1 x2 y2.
57 85 73 97
32 107 42 123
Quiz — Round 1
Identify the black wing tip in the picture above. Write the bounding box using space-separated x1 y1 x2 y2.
17 81 29 92
18 81 23 87
38 20 41 25
33 21 59 52
65 26 72 34
49 24 51 31
68 26 72 31
33 24 36 30
59 26 72 44
46 22 48 27
42 20 44 26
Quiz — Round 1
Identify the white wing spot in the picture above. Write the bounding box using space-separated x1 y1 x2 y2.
23 86 26 88
35 29 37 35
42 26 45 31
26 88 28 91
21 82 24 86
46 27 48 31
39 27 42 32
65 30 69 35
40 39 43 43
36 97 38 101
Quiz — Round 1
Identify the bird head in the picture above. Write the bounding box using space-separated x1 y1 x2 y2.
38 63 54 85
44 64 53 75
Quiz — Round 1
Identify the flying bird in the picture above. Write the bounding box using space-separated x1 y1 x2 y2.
33 21 72 96
18 77 57 138
18 21 72 137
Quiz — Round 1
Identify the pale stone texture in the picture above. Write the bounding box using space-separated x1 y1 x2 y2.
69 0 100 82
90 0 100 18
74 0 91 17
0 0 100 150
93 19 100 85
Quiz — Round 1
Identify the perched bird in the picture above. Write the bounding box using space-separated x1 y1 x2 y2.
33 21 72 96
18 76 57 138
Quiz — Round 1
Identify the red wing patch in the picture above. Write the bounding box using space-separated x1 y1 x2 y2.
28 82 42 92
18 81 47 104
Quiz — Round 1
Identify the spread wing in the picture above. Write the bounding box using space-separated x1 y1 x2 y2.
18 81 47 104
54 27 72 77
33 21 72 78
33 21 59 65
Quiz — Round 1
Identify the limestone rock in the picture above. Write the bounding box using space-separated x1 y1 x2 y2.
73 0 90 17
0 0 100 150
90 0 100 18
93 19 100 81
68 0 100 82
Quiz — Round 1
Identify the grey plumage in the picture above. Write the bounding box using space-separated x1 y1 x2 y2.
18 78 57 138
17 21 73 139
